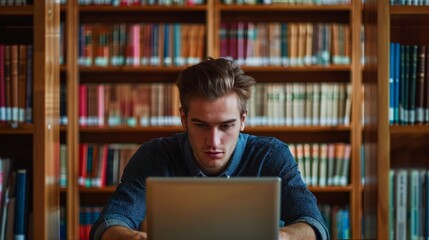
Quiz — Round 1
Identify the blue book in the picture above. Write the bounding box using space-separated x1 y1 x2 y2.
173 24 182 66
163 24 171 66
394 43 401 124
390 42 395 124
13 169 28 240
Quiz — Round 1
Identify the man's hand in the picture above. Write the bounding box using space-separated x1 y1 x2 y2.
101 226 147 240
279 222 316 240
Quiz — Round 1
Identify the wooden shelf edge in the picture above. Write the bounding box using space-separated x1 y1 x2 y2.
390 5 429 15
0 124 34 134
218 4 352 11
390 125 429 135
0 5 33 15
78 5 207 12
308 185 352 192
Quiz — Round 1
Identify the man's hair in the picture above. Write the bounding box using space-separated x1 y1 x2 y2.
176 57 256 115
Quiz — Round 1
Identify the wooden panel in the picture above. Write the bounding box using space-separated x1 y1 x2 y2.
33 1 60 239
362 0 390 238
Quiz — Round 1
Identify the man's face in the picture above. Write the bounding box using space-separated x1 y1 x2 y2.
180 92 246 176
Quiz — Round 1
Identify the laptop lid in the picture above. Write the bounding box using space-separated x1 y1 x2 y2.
146 177 281 240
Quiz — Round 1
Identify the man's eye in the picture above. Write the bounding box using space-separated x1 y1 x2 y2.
220 124 233 130
195 123 207 128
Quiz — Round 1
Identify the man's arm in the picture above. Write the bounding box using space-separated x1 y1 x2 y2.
100 226 147 240
279 222 316 240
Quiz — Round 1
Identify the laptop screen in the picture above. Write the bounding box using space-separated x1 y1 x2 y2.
146 177 281 240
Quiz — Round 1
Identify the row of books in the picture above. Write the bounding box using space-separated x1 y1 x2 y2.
0 158 29 240
77 83 181 127
77 0 205 6
74 82 352 128
289 142 351 187
76 23 206 67
220 22 350 67
318 204 350 240
390 0 429 5
75 143 140 188
0 44 33 127
389 43 429 125
389 168 429 240
78 206 102 240
0 0 30 5
223 0 350 4
248 82 352 126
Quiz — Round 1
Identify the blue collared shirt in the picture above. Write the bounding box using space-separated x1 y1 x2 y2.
90 132 330 240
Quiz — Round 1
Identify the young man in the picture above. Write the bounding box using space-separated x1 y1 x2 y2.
90 57 329 240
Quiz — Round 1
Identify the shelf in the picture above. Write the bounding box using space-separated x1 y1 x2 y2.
390 125 429 135
78 65 351 83
79 5 207 23
0 125 34 134
79 5 207 12
219 5 350 23
0 5 33 15
391 5 429 15
308 185 352 193
218 4 351 11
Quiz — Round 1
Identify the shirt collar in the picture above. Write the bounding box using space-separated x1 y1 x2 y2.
183 133 248 178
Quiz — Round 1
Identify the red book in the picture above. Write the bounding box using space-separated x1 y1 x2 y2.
10 45 19 126
99 144 108 187
78 144 88 187
220 22 228 59
229 22 238 61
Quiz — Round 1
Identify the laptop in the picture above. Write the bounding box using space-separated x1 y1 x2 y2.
146 177 281 240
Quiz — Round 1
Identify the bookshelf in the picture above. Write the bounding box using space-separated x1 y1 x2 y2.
59 0 363 239
0 1 60 239
362 1 429 239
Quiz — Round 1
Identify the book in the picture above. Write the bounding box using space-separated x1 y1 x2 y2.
408 45 418 125
395 169 407 240
0 45 5 124
327 143 336 186
10 45 19 127
394 42 401 124
319 143 328 187
311 143 320 186
340 144 351 186
390 42 395 124
426 46 429 123
416 45 426 124
25 45 32 123
388 170 395 240
13 169 28 240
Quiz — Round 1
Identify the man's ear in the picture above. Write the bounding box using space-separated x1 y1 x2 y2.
179 107 187 130
240 111 247 131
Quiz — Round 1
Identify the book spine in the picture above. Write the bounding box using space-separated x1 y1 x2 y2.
416 45 426 124
0 45 5 124
13 169 28 240
390 42 395 124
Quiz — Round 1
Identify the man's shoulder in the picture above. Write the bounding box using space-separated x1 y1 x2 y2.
142 132 187 152
244 134 285 147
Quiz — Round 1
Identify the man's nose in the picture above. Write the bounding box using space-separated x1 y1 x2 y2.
206 127 221 148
